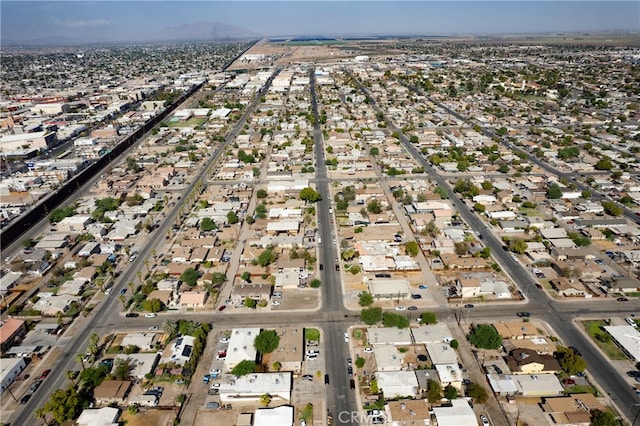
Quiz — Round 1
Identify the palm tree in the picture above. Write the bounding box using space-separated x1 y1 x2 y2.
75 353 86 371
162 319 178 338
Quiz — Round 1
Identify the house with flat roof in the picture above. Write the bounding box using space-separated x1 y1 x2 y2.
253 405 294 426
412 324 454 344
541 394 604 425
511 373 564 397
219 372 292 403
225 328 260 371
432 398 477 426
121 333 158 351
373 345 405 371
0 357 26 393
77 407 120 426
267 327 303 374
603 325 640 362
375 371 419 398
367 279 411 300
386 398 431 425
368 328 412 346
161 335 195 366
114 353 159 379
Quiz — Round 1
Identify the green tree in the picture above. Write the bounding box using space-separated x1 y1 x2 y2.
467 383 488 403
227 211 239 224
444 384 458 399
594 157 614 170
602 201 623 216
360 307 383 325
355 357 366 368
43 387 83 424
231 360 258 377
382 312 410 329
244 297 257 309
590 409 620 426
49 206 76 223
555 346 587 375
180 268 200 287
450 339 459 349
454 241 470 256
546 183 563 199
468 324 503 349
241 271 251 283
256 189 268 199
405 241 419 257
114 359 132 380
257 249 276 266
370 147 379 156
142 298 164 313
358 292 374 307
254 329 280 354
426 380 442 403
568 232 591 247
300 187 322 203
367 199 382 214
508 238 528 254
473 203 486 213
260 393 272 407
200 217 216 231
420 312 438 325
310 278 322 288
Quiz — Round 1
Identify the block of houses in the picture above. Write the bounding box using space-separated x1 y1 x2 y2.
375 371 419 398
541 394 605 424
77 407 120 426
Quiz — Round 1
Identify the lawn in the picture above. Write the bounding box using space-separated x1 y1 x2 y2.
582 320 627 360
166 117 207 128
305 328 320 341
564 384 598 396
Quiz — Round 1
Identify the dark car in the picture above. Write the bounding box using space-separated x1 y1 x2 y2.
408 306 418 311
335 265 340 271
491 364 503 374
218 305 226 312
517 312 531 318
20 394 32 404
319 264 324 271
120 288 127 295
411 294 422 299
350 379 356 389
617 297 629 302
627 371 640 378
39 369 51 379
464 304 474 309
347 366 353 375
125 312 139 318
324 374 330 385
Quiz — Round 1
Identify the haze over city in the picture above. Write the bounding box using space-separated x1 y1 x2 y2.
2 1 639 45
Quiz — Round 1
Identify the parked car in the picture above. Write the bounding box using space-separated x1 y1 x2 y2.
350 379 356 389
205 401 220 409
363 347 373 353
120 289 127 295
220 336 230 343
517 311 531 317
125 313 139 318
39 369 51 379
464 304 474 309
419 285 428 289
480 415 490 426
618 297 629 302
395 306 406 311
218 305 226 311
408 306 418 310
20 394 32 404
324 374 330 385
145 313 157 318
148 326 159 331
343 332 349 342
561 378 576 386
301 374 313 381
411 294 422 299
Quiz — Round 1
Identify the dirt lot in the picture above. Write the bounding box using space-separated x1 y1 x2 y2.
120 408 176 426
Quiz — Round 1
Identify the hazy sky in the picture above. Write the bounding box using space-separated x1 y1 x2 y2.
2 1 639 44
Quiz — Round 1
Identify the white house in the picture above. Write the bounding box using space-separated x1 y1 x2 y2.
0 357 27 393
219 372 291 403
225 328 260 371
375 371 418 398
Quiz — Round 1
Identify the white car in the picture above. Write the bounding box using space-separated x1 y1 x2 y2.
219 337 230 343
363 347 374 353
306 354 318 361
145 313 157 318
306 350 319 356
272 300 281 306
480 415 490 426
395 306 406 311
344 332 350 342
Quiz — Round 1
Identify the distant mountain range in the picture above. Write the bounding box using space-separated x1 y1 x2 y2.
155 21 260 41
2 21 260 46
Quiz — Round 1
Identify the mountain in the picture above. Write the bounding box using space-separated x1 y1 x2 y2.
153 21 260 41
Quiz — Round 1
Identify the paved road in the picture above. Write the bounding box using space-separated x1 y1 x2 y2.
310 67 359 425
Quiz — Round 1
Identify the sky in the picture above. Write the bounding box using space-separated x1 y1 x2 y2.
2 1 639 44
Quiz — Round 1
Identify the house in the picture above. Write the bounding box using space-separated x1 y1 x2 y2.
375 371 419 398
541 394 605 425
225 328 260 371
114 353 160 379
77 407 120 426
373 346 405 371
432 398 477 426
121 333 158 351
219 372 292 403
367 279 411 300
549 278 587 297
0 272 22 296
386 399 430 425
411 324 454 344
368 328 412 346
253 405 294 426
33 294 79 316
93 380 132 405
162 335 195 366
511 374 564 397
128 393 158 407
603 325 640 362
267 327 303 374
0 357 27 393
505 348 561 374
179 291 208 308
0 319 27 352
